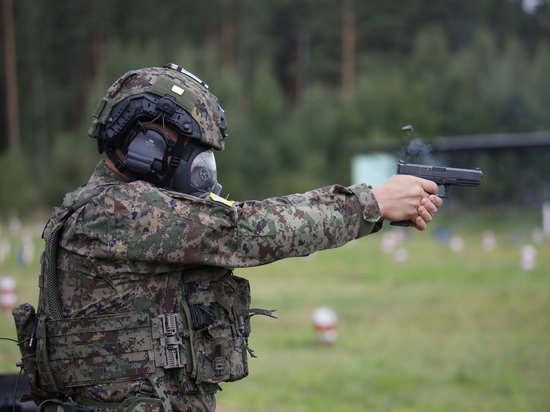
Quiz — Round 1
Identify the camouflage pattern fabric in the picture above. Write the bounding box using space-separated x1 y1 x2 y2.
40 160 382 412
88 65 226 151
57 161 381 271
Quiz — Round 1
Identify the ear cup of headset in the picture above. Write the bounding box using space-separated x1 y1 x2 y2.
125 129 167 175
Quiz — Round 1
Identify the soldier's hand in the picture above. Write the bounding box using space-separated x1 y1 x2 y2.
371 175 442 231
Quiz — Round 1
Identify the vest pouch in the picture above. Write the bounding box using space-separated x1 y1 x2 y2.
186 272 251 384
193 320 248 384
185 271 276 384
12 303 62 405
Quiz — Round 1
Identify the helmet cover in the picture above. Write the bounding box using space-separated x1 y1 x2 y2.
88 63 227 151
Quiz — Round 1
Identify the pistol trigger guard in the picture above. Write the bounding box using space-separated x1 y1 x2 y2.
440 185 450 199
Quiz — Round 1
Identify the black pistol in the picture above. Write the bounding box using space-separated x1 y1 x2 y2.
390 160 483 227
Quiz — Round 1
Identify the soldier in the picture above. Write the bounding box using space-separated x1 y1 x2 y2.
15 63 441 412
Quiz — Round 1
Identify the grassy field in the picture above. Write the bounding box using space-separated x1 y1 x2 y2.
0 212 549 412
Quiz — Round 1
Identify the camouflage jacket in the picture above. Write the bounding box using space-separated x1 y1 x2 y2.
40 160 382 411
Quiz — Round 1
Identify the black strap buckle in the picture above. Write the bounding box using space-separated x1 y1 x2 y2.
136 381 155 397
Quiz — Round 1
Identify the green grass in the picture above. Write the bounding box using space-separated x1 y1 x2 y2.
1 213 549 411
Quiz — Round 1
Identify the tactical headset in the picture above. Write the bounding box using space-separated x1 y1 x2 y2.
100 91 222 196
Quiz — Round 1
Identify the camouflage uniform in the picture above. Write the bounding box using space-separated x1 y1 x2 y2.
36 159 382 412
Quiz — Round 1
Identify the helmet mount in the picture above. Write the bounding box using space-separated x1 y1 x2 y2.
101 92 202 150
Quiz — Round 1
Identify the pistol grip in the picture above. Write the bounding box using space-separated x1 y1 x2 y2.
390 220 410 227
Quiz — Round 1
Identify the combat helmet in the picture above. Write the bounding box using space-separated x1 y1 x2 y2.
88 63 227 195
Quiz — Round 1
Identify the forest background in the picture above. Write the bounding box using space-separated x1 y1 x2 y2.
1 2 550 411
2 0 550 215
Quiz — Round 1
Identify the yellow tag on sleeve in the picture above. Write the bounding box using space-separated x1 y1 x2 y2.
209 192 235 206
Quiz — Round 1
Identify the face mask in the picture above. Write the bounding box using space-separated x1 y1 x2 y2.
168 143 222 197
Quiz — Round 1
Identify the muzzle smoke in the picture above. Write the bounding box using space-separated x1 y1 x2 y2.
397 125 433 164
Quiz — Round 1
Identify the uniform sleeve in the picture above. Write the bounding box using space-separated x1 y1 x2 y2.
232 183 382 266
66 181 382 271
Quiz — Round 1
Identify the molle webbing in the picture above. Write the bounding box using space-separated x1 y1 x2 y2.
43 311 189 387
45 218 66 320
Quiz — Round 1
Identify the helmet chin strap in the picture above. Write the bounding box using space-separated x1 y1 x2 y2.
162 130 187 188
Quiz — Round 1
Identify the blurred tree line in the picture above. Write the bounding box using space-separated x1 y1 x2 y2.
2 0 550 216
